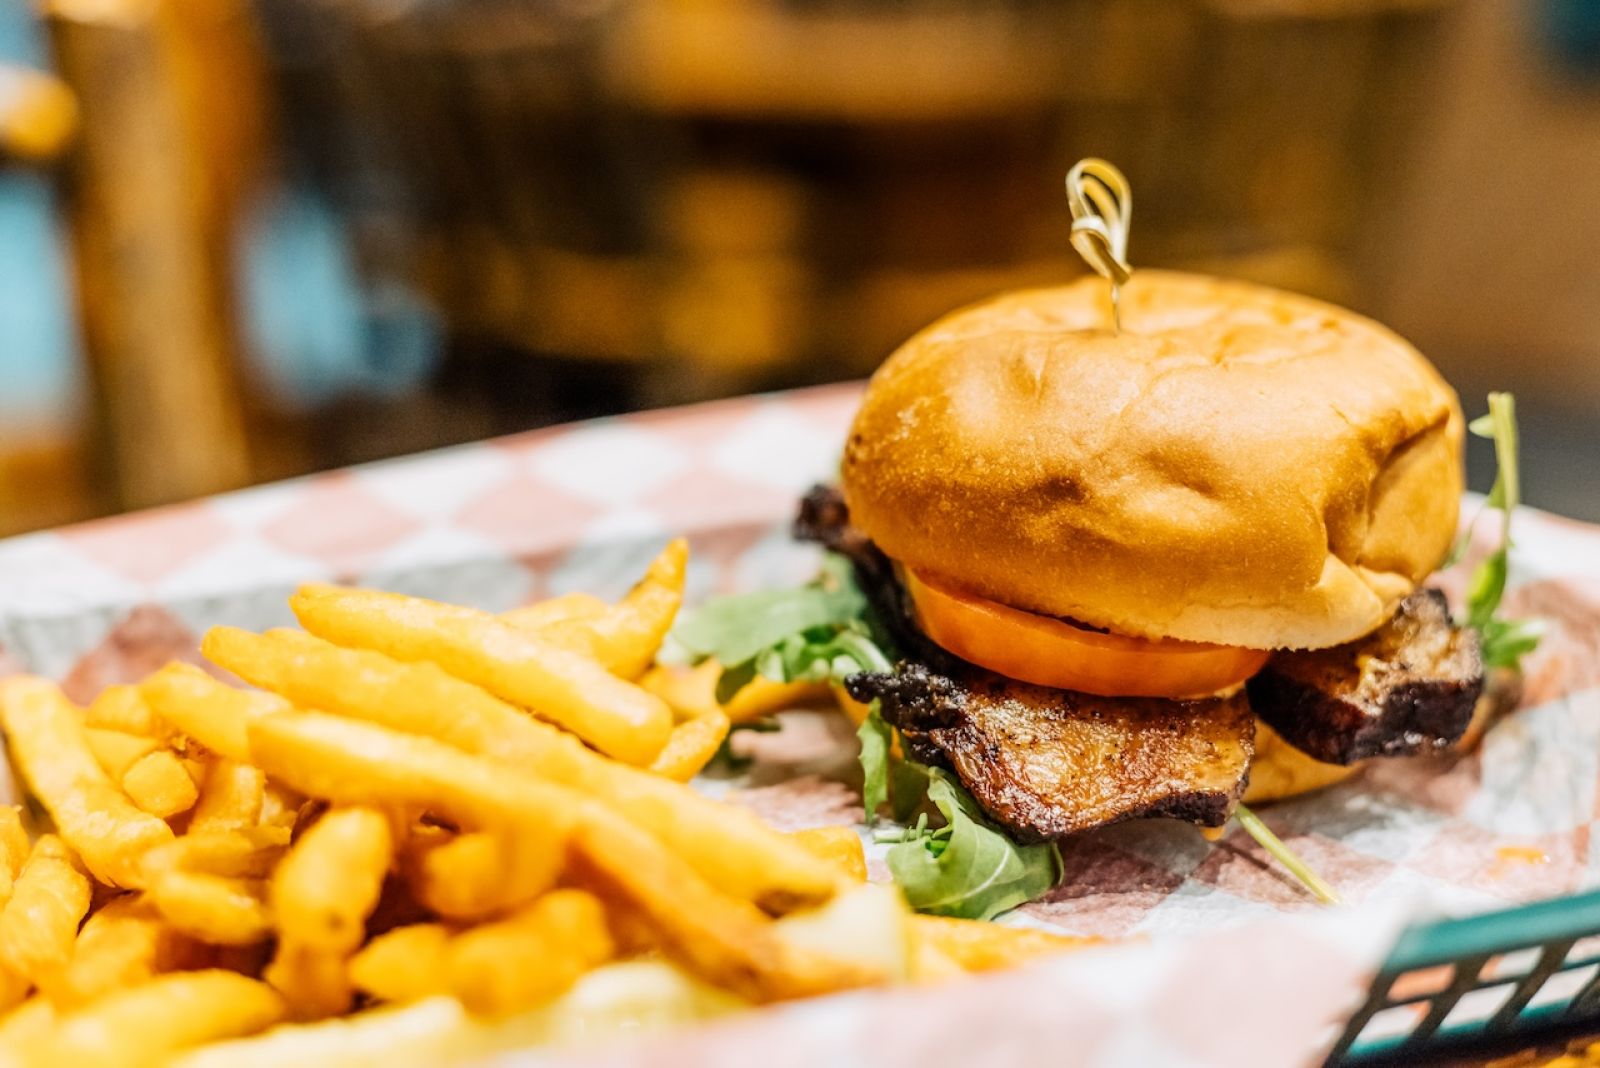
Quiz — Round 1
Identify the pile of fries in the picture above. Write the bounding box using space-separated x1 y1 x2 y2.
0 540 1086 1066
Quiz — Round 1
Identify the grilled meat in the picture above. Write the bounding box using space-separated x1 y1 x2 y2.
801 485 1253 837
1247 589 1484 765
847 665 1254 840
796 484 1483 838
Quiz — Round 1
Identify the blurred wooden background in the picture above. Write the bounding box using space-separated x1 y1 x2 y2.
2 0 1597 536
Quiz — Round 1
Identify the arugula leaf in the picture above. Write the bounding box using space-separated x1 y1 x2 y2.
673 552 897 822
885 769 1061 921
1461 392 1544 670
712 659 758 705
890 759 932 824
858 701 939 825
1480 617 1545 671
753 623 894 685
857 702 893 821
671 555 866 668
678 553 1061 918
1464 548 1508 632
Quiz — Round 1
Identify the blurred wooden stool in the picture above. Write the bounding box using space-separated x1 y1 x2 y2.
0 60 87 535
44 0 273 512
1 0 276 524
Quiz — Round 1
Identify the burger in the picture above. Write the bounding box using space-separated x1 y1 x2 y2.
796 269 1488 842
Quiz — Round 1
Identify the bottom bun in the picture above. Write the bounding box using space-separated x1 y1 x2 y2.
1243 719 1361 805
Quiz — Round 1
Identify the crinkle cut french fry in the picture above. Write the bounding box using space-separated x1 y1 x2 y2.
84 683 168 738
648 706 731 783
209 632 836 913
244 713 582 847
141 826 290 882
908 914 1095 974
408 830 557 922
181 754 208 785
189 759 266 833
639 663 831 726
206 626 500 756
164 997 477 1068
0 864 24 1013
500 591 609 630
446 889 615 1016
0 967 25 1014
148 871 272 946
724 675 834 724
641 661 825 778
0 807 27 879
0 677 174 888
264 941 352 1021
786 826 868 883
45 894 200 1009
270 807 391 955
0 994 54 1047
907 936 966 984
0 835 92 983
84 728 161 781
566 807 873 1004
22 970 285 1064
533 538 688 680
347 923 451 1004
139 662 291 765
264 807 389 1020
121 749 200 819
262 808 390 1016
258 781 303 831
286 584 672 765
0 805 26 907
638 662 718 715
244 715 867 1001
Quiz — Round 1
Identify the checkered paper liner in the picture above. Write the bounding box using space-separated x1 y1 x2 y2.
3 382 1599 1067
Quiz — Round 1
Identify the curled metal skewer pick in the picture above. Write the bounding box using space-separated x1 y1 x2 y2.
1065 159 1133 332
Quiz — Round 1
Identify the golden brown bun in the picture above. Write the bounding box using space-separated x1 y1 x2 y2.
1242 719 1360 805
841 270 1464 650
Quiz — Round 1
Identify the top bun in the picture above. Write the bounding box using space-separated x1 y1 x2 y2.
840 270 1464 651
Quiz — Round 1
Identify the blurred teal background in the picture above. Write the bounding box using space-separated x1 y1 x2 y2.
0 4 76 434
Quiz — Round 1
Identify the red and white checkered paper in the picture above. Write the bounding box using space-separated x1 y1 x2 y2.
3 383 1598 1067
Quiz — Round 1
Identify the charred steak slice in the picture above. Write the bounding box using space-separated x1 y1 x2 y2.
799 485 1253 840
1248 589 1484 765
848 664 1254 841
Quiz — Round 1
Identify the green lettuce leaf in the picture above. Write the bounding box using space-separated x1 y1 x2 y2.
713 659 758 705
677 552 1061 919
857 702 893 821
1479 616 1545 671
671 555 866 668
1461 392 1544 670
752 623 893 685
672 551 895 820
885 769 1061 921
890 758 932 824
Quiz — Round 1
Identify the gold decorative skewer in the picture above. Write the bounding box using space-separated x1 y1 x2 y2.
1065 158 1133 333
1066 160 1343 905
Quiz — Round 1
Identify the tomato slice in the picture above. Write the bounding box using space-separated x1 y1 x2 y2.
904 568 1271 699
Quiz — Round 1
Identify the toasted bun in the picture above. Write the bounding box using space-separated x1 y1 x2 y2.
1242 719 1360 804
841 270 1464 650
